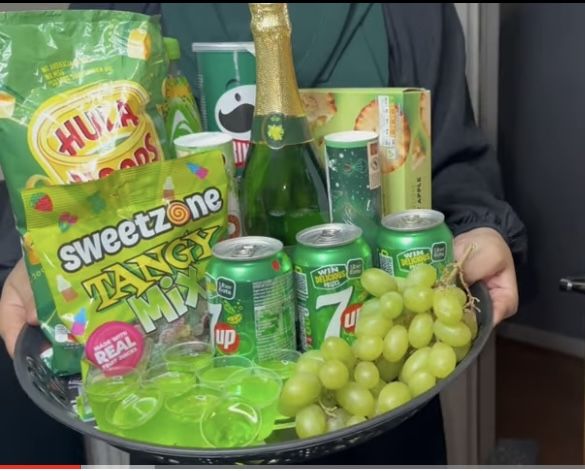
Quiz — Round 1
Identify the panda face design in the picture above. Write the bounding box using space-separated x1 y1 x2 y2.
214 84 256 141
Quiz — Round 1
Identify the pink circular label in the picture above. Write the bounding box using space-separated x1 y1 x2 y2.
85 322 144 374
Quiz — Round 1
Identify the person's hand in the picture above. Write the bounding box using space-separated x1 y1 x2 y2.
0 259 38 357
454 227 518 325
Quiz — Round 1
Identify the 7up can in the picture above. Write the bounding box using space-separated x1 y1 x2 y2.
293 223 373 350
377 209 454 278
205 236 296 362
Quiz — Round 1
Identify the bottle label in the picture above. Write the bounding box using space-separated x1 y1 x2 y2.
251 113 312 150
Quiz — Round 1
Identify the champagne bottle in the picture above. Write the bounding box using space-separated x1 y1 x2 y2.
240 3 329 246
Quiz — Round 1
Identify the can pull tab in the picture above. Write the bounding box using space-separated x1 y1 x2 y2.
234 244 257 258
317 228 340 242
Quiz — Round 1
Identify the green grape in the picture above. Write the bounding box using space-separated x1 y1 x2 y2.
379 291 404 320
448 286 468 307
403 286 434 313
295 404 327 439
296 353 325 376
336 382 375 418
428 342 457 378
406 263 437 288
434 320 472 347
346 415 367 427
383 325 409 362
395 277 407 293
278 372 322 416
321 337 356 370
376 381 412 415
360 298 382 319
462 308 478 339
354 361 380 389
355 314 392 339
319 359 349 390
326 408 350 432
376 357 403 382
399 347 431 384
360 268 397 297
353 335 383 361
433 290 463 325
370 379 387 398
453 343 471 362
407 370 436 397
408 312 434 348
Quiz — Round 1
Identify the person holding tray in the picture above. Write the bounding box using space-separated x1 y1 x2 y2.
0 3 526 465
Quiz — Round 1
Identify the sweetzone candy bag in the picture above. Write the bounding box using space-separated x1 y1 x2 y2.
22 152 227 374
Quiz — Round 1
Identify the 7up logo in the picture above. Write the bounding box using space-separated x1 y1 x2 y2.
341 304 360 334
214 323 240 354
317 286 361 340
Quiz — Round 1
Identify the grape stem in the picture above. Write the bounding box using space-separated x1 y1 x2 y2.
318 398 339 418
438 243 480 312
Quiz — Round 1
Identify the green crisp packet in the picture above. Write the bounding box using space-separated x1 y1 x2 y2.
0 10 171 374
22 153 227 373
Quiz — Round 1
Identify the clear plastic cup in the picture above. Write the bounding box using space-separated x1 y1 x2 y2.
142 363 195 398
224 367 282 440
104 388 163 443
196 355 253 389
83 366 140 434
257 349 301 380
163 341 213 374
165 385 222 448
200 395 262 448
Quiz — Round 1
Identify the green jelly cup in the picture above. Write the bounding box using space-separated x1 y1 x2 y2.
257 349 301 380
142 363 195 398
196 355 253 389
104 389 163 444
165 385 222 448
83 367 140 434
163 341 213 374
200 395 262 448
224 367 282 441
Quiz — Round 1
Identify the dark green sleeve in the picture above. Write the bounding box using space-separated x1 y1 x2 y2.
384 3 527 259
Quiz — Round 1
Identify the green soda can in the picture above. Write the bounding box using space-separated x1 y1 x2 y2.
293 223 373 350
377 209 454 278
174 132 242 238
206 236 296 362
163 37 203 151
324 131 382 249
192 42 256 174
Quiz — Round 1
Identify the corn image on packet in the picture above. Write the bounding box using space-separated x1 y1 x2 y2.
22 153 227 374
0 10 170 374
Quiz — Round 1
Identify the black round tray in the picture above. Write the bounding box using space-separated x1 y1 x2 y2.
14 283 492 465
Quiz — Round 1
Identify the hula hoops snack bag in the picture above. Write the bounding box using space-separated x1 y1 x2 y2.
22 153 227 375
0 10 170 374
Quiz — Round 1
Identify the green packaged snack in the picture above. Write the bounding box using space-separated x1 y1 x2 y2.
162 37 203 153
22 153 226 376
0 10 170 374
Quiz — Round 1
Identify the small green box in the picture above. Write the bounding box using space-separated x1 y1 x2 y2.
300 88 431 216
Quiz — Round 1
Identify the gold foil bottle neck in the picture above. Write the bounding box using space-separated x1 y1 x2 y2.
249 2 305 117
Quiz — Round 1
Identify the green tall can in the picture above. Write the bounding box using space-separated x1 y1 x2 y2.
192 42 256 174
325 131 382 249
206 236 296 362
377 209 454 278
293 223 373 350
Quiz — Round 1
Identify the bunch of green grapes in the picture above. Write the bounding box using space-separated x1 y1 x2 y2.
279 264 479 439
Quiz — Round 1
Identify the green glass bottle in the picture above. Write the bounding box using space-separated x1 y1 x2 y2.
240 3 329 246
